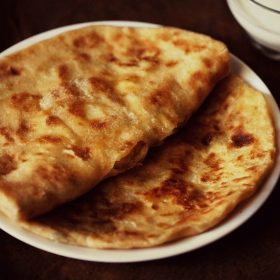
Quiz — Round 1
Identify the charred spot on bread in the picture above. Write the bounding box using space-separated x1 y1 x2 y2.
71 146 91 161
0 154 17 175
231 133 254 148
10 92 41 112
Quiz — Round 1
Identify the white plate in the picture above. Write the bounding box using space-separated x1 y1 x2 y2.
0 21 279 263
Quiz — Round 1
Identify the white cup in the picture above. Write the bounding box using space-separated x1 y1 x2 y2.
227 0 280 60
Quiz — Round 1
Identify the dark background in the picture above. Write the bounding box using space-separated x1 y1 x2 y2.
0 0 279 279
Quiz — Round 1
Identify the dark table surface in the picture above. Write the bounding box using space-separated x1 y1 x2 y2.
0 0 279 279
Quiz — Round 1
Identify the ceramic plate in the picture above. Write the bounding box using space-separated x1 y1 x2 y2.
0 21 279 263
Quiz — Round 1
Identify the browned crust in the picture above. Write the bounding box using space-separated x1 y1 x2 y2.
0 25 229 220
20 76 276 249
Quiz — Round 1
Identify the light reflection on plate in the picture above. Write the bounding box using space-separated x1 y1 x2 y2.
0 21 279 263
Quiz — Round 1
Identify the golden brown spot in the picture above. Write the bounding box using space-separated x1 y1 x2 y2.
205 191 221 203
100 69 112 77
99 53 118 63
104 53 118 63
256 152 265 158
16 121 30 138
0 65 21 77
127 27 137 34
133 48 146 59
62 82 80 96
122 74 140 83
73 31 104 48
189 71 209 99
201 174 210 182
58 64 70 81
152 204 159 210
10 92 41 112
0 127 14 143
242 183 254 188
231 133 254 148
202 57 213 68
0 154 16 175
124 45 142 58
38 136 63 144
10 66 21 75
192 44 206 52
165 60 178 67
237 155 243 161
0 64 8 76
173 39 205 53
147 177 204 210
90 120 107 129
120 141 134 152
150 90 168 106
80 198 142 229
114 202 142 219
169 155 188 174
71 146 90 160
121 45 160 69
172 39 190 53
201 172 221 183
112 32 123 42
75 52 91 62
51 89 60 99
190 71 206 85
69 101 85 117
233 176 250 182
89 77 123 104
89 77 113 93
249 151 265 160
144 61 160 71
227 124 234 130
157 32 172 41
46 115 62 126
136 47 160 61
117 60 139 67
150 81 173 106
204 153 221 170
37 164 77 186
139 47 160 70
246 166 258 172
122 231 142 237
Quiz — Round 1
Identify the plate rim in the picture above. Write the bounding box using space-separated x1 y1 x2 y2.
0 20 279 263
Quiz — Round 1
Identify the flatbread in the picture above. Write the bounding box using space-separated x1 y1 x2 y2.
21 76 276 248
0 26 229 220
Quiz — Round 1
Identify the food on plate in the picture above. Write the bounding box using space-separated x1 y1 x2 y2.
0 25 229 220
21 75 276 248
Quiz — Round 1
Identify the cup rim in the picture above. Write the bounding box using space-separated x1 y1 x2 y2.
249 0 280 14
227 0 280 37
